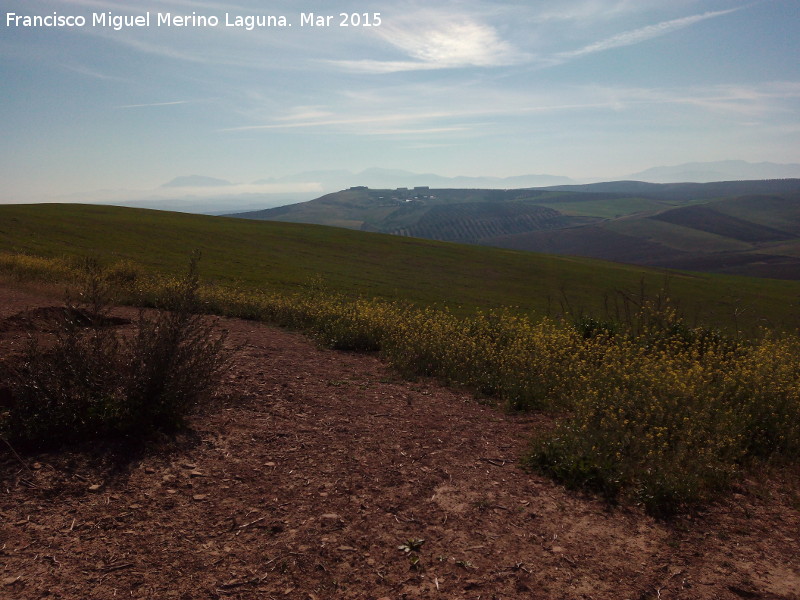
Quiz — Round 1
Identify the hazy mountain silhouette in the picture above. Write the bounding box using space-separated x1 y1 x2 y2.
161 175 234 188
625 160 800 183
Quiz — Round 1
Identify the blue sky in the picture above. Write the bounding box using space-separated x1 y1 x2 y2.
1 0 799 202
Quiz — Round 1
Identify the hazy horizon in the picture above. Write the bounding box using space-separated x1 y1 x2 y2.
2 0 799 204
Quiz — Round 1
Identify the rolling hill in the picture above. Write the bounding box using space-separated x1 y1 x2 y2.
2 203 800 333
229 180 800 279
541 178 800 200
487 192 800 279
229 187 633 235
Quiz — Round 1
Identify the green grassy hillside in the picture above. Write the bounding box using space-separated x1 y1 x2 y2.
2 203 800 332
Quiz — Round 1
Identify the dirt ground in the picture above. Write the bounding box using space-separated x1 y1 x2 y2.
1 282 798 600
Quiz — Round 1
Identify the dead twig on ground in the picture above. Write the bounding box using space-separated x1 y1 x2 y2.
99 562 134 573
1 436 35 480
238 516 266 530
479 457 514 467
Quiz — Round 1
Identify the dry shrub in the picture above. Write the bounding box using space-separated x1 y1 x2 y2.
2 255 230 449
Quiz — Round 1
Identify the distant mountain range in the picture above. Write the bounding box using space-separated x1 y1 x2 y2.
86 160 800 215
252 167 576 190
160 160 800 198
161 175 234 188
625 160 800 183
246 161 800 189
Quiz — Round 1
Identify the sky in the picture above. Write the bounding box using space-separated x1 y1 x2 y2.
1 0 799 203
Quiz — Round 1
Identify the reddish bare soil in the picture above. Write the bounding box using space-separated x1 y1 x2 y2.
1 282 798 599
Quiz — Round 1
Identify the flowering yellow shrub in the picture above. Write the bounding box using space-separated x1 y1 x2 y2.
529 308 800 514
0 252 76 282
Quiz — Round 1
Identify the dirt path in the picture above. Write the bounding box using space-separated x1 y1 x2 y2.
1 282 798 599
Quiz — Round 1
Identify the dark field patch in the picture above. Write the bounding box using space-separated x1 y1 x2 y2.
484 225 692 264
650 205 793 243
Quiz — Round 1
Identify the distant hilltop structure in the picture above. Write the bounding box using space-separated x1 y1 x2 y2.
346 184 435 201
348 185 432 192
394 186 434 201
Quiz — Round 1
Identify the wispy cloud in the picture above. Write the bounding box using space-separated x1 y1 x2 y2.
325 59 445 75
329 5 743 73
530 1 637 23
330 12 526 73
221 98 624 135
220 79 800 138
562 81 800 118
556 7 743 60
61 63 129 82
381 18 516 66
221 111 458 132
61 0 238 12
660 82 800 116
274 106 334 122
117 101 189 109
59 0 144 11
362 126 470 136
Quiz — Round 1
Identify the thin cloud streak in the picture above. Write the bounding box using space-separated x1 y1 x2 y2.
362 126 470 136
557 7 743 60
221 111 458 131
617 81 800 117
221 81 800 135
117 101 189 108
325 59 446 74
60 0 239 12
221 101 632 133
274 108 335 122
527 1 663 23
61 63 129 82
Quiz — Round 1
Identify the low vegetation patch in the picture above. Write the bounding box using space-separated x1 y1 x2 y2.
1 251 798 515
1 255 230 449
